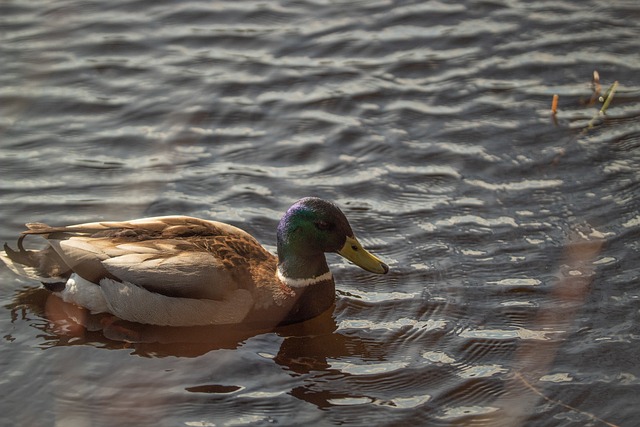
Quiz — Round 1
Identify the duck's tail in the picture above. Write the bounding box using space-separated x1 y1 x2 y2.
1 233 71 291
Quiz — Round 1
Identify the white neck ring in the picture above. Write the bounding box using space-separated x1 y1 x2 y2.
276 268 333 288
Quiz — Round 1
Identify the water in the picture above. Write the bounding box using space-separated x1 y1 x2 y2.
1 0 640 426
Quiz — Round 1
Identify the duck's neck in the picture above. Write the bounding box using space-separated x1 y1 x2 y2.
275 254 336 325
275 244 336 324
276 252 332 288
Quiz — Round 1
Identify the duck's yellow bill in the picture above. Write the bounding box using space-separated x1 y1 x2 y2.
338 236 389 274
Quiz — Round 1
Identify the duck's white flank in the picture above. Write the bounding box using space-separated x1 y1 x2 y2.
276 268 333 288
98 279 253 326
56 274 254 326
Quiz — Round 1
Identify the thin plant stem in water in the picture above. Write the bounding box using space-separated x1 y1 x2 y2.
587 80 619 129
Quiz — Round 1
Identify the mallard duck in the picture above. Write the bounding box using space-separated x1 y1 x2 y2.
1 197 388 327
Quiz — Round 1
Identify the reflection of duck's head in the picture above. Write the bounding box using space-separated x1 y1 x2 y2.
1 197 388 328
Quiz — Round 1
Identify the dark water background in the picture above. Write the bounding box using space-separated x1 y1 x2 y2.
1 0 640 426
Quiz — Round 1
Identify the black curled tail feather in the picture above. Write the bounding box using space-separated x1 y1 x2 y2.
2 235 72 287
5 235 37 268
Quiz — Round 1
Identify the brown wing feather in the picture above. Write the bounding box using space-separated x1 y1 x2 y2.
14 216 277 299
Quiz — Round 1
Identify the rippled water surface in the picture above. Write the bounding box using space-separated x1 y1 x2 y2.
2 1 640 426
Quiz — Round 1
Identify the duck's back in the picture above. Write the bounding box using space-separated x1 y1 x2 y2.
4 216 277 300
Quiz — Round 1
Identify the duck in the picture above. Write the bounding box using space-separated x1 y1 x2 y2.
0 197 388 327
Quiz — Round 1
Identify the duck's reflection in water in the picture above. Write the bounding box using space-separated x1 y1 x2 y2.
7 287 349 358
6 285 393 418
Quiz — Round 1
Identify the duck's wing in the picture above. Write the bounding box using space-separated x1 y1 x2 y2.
20 216 275 300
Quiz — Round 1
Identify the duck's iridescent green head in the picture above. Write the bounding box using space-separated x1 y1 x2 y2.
276 197 388 283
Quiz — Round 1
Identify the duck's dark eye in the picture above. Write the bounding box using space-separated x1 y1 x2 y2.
351 245 358 251
315 221 332 231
